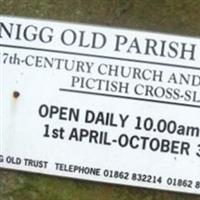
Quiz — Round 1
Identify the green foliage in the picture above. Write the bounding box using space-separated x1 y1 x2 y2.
0 170 198 200
1 0 200 35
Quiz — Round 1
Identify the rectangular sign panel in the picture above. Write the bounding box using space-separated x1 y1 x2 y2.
0 16 200 194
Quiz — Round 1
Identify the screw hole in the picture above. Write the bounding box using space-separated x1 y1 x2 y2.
13 91 20 98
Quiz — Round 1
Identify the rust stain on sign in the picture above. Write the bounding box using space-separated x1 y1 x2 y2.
11 91 20 113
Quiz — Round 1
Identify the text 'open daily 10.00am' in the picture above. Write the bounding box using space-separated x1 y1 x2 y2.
0 16 200 194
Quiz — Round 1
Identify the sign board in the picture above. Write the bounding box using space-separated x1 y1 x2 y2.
0 16 200 194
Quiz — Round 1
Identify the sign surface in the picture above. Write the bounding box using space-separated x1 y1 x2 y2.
0 16 200 194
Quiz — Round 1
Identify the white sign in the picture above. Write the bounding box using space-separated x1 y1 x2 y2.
0 16 200 194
